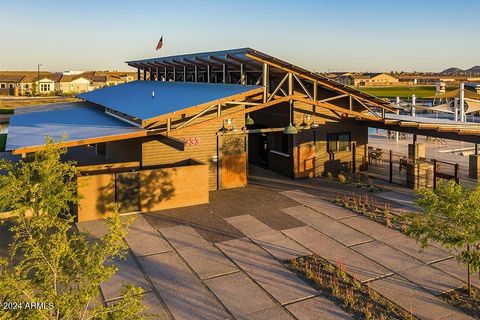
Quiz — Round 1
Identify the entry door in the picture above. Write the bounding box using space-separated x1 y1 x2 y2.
115 171 141 213
294 132 316 178
220 135 247 189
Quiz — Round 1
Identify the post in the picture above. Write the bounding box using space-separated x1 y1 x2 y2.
454 163 459 184
143 69 146 81
433 159 437 190
454 98 459 121
222 64 226 84
352 142 356 173
389 150 393 183
207 65 211 83
137 68 140 80
262 63 269 103
460 83 465 122
411 94 416 117
240 64 246 85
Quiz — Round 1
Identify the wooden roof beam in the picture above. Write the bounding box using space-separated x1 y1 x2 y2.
294 96 380 121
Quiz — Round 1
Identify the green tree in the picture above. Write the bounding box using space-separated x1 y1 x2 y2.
406 179 480 296
0 139 149 319
30 82 38 96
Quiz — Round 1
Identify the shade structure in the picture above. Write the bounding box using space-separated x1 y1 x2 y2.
6 102 144 152
425 89 480 99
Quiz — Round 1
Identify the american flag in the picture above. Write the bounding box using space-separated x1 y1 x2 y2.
156 36 163 50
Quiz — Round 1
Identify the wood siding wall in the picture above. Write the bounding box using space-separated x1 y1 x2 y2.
142 105 246 190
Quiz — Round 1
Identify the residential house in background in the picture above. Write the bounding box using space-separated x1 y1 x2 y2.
336 73 401 87
57 75 91 93
0 71 136 96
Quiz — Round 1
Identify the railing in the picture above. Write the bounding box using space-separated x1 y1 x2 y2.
365 147 477 188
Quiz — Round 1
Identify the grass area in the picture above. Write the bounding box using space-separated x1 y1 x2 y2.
358 86 456 99
286 255 417 319
0 97 80 109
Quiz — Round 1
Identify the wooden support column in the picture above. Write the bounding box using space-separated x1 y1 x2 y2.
173 66 176 81
167 118 171 133
137 68 140 80
143 69 146 81
207 65 211 83
164 66 167 81
183 66 187 82
217 104 222 117
222 64 227 84
156 67 160 81
240 64 246 85
262 63 269 103
194 65 198 82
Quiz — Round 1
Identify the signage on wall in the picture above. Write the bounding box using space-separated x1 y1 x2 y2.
183 137 201 147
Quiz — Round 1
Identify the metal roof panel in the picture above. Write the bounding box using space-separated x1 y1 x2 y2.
78 80 261 121
6 102 144 151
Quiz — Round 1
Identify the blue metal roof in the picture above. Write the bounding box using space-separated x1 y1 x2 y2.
6 102 144 151
78 80 261 121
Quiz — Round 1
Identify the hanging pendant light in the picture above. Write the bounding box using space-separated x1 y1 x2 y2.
300 115 310 129
310 104 319 129
284 99 298 134
245 113 255 125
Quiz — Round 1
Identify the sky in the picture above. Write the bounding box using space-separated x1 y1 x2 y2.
0 0 479 73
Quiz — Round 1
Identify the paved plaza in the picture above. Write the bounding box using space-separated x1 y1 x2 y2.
78 167 477 320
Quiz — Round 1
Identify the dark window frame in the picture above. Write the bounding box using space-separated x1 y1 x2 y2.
326 132 351 153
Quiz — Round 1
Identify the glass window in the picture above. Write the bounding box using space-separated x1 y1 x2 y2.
272 132 289 155
327 132 351 152
338 133 351 151
0 84 5 89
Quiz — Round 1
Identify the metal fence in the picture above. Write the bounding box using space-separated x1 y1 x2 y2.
365 147 478 189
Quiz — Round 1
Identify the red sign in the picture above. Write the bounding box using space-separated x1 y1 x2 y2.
183 137 200 147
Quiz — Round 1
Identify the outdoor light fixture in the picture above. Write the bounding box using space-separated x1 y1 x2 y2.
310 106 319 129
245 113 255 125
219 120 229 134
284 99 298 134
300 115 310 129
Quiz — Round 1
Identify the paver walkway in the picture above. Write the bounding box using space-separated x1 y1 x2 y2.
280 189 474 320
80 174 476 320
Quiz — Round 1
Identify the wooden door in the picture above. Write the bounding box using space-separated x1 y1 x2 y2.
294 132 316 178
220 135 247 189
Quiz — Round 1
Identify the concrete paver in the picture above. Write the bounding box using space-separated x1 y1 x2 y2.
162 225 238 279
283 206 372 246
431 258 480 288
286 296 353 320
178 246 239 280
138 252 229 320
125 215 172 257
251 230 311 261
225 215 311 261
216 237 317 305
100 252 151 301
341 216 404 241
238 306 295 320
160 225 211 251
398 265 464 296
138 292 171 319
224 215 273 237
283 226 391 282
353 241 424 273
367 275 473 320
205 272 277 318
280 190 357 220
382 234 452 264
105 292 171 319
